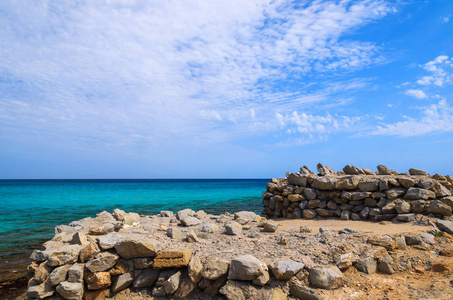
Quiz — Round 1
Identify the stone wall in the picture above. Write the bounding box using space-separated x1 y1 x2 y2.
262 164 453 221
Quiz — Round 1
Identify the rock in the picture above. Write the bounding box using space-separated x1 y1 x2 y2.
55 225 79 236
397 214 416 222
432 262 453 272
289 277 319 300
47 245 81 267
115 237 162 259
394 236 407 250
27 279 54 299
317 163 335 176
269 259 304 280
433 182 451 197
340 210 350 220
351 213 361 220
86 252 119 273
229 255 269 286
367 238 397 251
153 248 192 269
308 199 321 208
337 253 356 270
409 168 429 176
159 210 174 217
225 221 243 235
86 272 111 290
336 176 360 190
132 257 152 270
418 179 434 189
398 177 416 188
405 187 435 200
186 230 200 243
377 253 394 274
96 232 121 250
112 208 126 221
176 208 196 220
358 179 379 192
89 223 115 235
133 268 160 288
385 188 406 200
263 220 279 232
194 210 207 219
79 242 100 263
220 280 287 300
288 194 305 202
162 271 181 295
188 256 203 283
354 257 377 274
70 232 88 245
411 200 427 213
428 200 452 216
300 225 313 233
440 196 453 210
33 261 53 283
363 168 375 175
311 176 337 190
420 232 435 245
49 264 71 286
234 211 258 223
84 289 110 300
166 227 183 239
67 264 84 283
122 212 140 228
304 188 317 200
395 200 411 214
405 235 423 245
287 173 309 186
343 165 364 175
436 220 453 234
303 209 317 219
202 223 219 233
56 281 84 300
111 272 134 293
201 258 230 280
180 216 201 227
308 266 343 290
377 165 391 175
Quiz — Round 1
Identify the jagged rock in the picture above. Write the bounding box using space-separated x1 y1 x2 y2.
340 210 350 220
49 264 71 286
188 256 203 283
436 220 453 234
395 200 411 214
385 188 406 200
96 232 121 250
287 173 309 186
153 248 192 269
201 258 230 280
86 272 111 290
133 268 160 288
363 168 375 175
166 227 183 239
163 271 181 295
427 200 452 216
67 264 84 283
405 187 435 200
115 237 161 259
367 238 397 251
337 253 356 270
122 212 140 228
112 208 126 221
377 253 394 274
289 278 319 300
89 223 115 235
33 261 53 283
133 257 152 270
159 210 174 217
186 230 200 243
176 208 196 220
180 216 201 227
220 280 287 300
225 221 243 235
308 266 343 289
398 177 416 188
86 252 119 273
336 176 360 190
269 259 304 280
202 223 219 233
433 182 451 197
47 245 81 267
377 165 391 175
79 242 100 263
28 279 54 299
441 196 453 210
409 168 429 176
70 232 88 245
311 176 337 190
354 257 377 274
405 235 423 245
308 199 321 208
317 163 335 176
111 272 134 293
343 165 364 175
234 211 258 222
56 281 84 300
263 220 279 232
229 255 269 286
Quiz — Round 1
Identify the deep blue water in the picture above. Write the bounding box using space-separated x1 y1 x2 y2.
0 179 267 259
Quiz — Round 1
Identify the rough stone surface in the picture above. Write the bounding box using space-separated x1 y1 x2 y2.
263 220 279 232
114 238 162 259
308 266 344 289
269 259 304 280
56 281 84 300
228 255 269 286
225 221 243 235
289 278 320 300
86 272 111 290
133 268 160 288
437 220 453 234
180 216 201 227
153 248 192 269
201 258 230 280
86 252 119 273
111 272 134 293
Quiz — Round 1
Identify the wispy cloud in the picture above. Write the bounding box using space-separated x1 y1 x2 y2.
405 89 427 99
416 55 452 87
0 0 394 151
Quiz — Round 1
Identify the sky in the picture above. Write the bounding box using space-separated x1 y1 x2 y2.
1 0 453 179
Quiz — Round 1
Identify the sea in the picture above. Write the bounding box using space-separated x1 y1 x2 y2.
0 179 267 260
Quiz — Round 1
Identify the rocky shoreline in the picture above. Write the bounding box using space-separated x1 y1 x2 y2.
25 207 453 299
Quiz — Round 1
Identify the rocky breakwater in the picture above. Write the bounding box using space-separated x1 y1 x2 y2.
26 207 453 299
262 164 453 222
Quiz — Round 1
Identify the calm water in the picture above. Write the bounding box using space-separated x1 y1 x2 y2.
0 179 267 259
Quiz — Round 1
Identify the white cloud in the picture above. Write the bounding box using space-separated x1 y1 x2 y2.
416 55 452 87
369 99 453 136
405 89 427 99
442 17 450 23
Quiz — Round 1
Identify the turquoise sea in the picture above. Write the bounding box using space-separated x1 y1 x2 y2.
0 179 267 259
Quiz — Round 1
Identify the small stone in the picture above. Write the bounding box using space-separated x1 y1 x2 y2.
49 264 71 286
86 272 111 290
263 220 279 232
167 227 183 239
112 208 126 221
27 279 54 299
186 230 200 243
86 252 119 273
437 220 453 234
111 272 134 293
300 226 313 233
270 259 304 280
225 221 242 235
309 266 344 290
159 210 174 217
289 277 319 300
201 258 230 280
56 281 84 300
201 224 219 233
180 216 201 227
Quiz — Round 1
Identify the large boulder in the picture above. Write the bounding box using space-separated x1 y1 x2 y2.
228 255 270 286
269 259 304 280
308 266 344 290
115 237 162 259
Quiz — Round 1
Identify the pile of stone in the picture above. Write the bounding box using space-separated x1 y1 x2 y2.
262 164 453 221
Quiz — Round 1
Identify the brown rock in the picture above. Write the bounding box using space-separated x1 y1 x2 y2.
114 237 162 259
188 256 203 283
153 248 192 269
84 289 110 300
201 258 230 280
86 272 111 290
367 238 398 251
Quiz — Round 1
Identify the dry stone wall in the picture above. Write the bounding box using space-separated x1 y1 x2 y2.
262 164 453 221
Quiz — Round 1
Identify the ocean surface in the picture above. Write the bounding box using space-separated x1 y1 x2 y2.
0 179 267 260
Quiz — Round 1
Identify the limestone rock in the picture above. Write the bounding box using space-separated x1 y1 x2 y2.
289 278 319 300
336 176 360 190
133 268 160 288
56 281 84 300
163 271 181 295
180 216 201 227
354 257 377 274
112 208 126 221
201 258 230 280
201 223 219 233
427 200 452 216
343 165 364 175
308 266 344 290
385 188 406 200
220 280 287 300
176 208 196 220
67 264 84 283
395 200 411 214
159 210 174 217
153 248 192 269
96 232 121 250
304 188 317 200
186 230 200 243
269 259 304 280
49 264 71 286
263 220 279 232
86 272 111 290
86 252 119 273
433 182 451 197
409 168 429 176
188 256 203 283
396 214 416 222
122 212 140 227
225 221 242 235
79 242 100 263
114 237 162 259
367 238 397 251
166 227 183 239
317 163 335 176
437 220 453 234
89 223 115 235
337 253 356 270
405 187 435 200
234 211 258 222
111 272 134 293
229 255 269 286
377 165 391 175
133 257 152 270
34 261 53 283
27 279 54 299
47 245 81 267
358 179 379 192
70 232 88 245
312 176 337 190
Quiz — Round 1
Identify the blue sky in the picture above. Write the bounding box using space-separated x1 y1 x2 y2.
1 0 453 179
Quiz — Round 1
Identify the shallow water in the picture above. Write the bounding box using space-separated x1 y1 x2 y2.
0 179 267 258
